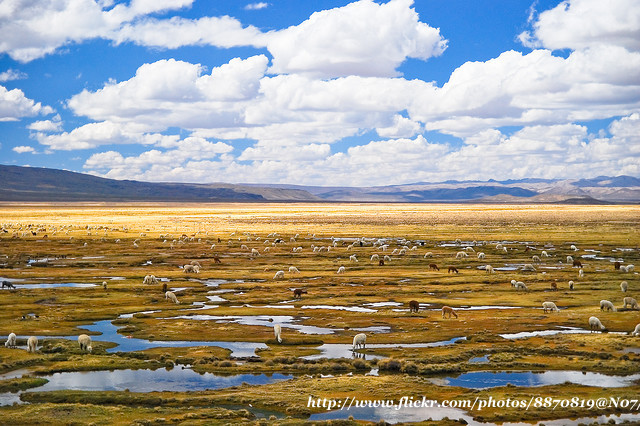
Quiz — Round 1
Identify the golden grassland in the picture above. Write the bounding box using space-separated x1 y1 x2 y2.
0 203 638 425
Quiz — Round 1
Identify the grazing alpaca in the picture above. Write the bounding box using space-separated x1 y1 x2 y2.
429 263 439 271
550 282 558 291
165 291 179 304
378 259 385 266
614 261 621 270
337 266 346 274
273 270 285 280
27 336 38 353
569 280 574 290
623 297 639 310
578 268 584 278
408 300 420 313
573 259 583 268
274 324 282 343
542 301 559 313
600 300 616 312
162 283 168 293
621 281 628 292
293 288 307 299
485 265 495 273
78 334 92 352
448 266 459 274
632 323 640 337
1 281 16 289
5 332 16 348
352 333 366 350
442 306 458 318
588 316 606 333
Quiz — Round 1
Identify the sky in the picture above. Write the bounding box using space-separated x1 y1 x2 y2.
0 0 639 187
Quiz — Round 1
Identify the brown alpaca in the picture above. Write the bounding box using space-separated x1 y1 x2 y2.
573 259 583 268
408 300 419 313
614 261 621 270
162 283 167 293
550 282 558 291
442 306 458 318
213 255 222 264
448 266 459 274
429 263 439 271
293 288 307 299
379 259 384 266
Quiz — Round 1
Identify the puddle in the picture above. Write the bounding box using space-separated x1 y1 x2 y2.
364 302 402 307
158 314 336 335
81 256 105 260
438 370 640 389
3 283 98 289
310 404 475 424
28 369 293 393
469 355 489 363
310 405 640 425
500 326 596 339
300 305 377 313
303 337 466 360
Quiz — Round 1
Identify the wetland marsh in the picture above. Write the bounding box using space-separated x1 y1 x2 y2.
0 203 638 425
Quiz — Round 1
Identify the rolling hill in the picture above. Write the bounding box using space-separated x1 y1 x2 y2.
1 165 638 203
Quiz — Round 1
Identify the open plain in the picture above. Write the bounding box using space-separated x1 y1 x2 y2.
0 203 638 425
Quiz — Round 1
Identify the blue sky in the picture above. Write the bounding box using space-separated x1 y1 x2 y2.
1 0 639 186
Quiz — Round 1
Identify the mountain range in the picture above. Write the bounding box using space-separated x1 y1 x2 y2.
1 164 638 203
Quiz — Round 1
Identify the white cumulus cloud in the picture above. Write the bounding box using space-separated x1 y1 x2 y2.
0 85 54 121
267 0 447 78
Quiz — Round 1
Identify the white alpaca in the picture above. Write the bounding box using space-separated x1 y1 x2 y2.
337 266 346 274
532 255 541 263
350 254 358 262
571 244 578 251
273 270 285 280
251 248 260 257
632 324 640 337
600 300 616 312
78 334 93 352
370 254 380 262
455 251 468 259
541 250 549 258
143 274 158 285
567 255 573 264
578 268 584 278
27 336 38 353
5 332 16 348
542 301 559 313
464 246 475 252
240 244 249 250
352 333 366 350
289 266 300 274
588 316 606 332
513 281 528 290
183 264 200 273
522 264 536 271
620 265 629 272
485 265 495 274
623 297 639 310
477 252 485 260
383 255 391 262
569 280 575 290
165 291 179 304
274 324 282 343
621 281 628 292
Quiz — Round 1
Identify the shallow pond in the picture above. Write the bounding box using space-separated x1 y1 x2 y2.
1 283 97 289
310 404 475 424
81 320 268 357
310 405 640 425
30 369 293 393
438 370 640 389
303 337 466 360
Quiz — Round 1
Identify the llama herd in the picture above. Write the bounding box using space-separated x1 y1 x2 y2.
2 228 638 356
